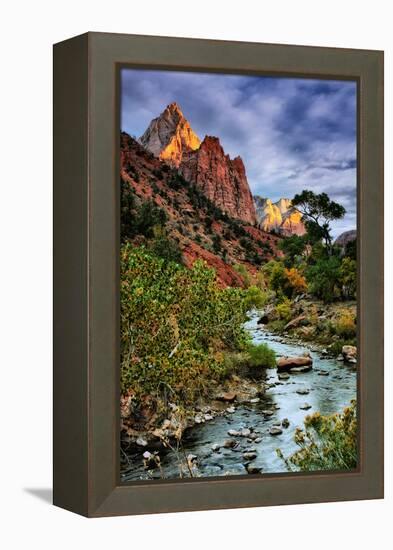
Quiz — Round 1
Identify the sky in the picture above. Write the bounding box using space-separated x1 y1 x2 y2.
121 68 357 237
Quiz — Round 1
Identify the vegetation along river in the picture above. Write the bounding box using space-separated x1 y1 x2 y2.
121 313 357 481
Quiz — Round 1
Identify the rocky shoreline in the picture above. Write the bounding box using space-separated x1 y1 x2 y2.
121 311 357 479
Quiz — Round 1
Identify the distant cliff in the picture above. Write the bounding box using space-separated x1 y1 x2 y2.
254 196 305 236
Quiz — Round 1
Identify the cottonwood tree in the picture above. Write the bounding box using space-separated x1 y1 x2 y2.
292 190 346 254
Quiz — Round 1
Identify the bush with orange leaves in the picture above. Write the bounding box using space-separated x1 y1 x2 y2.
284 267 308 297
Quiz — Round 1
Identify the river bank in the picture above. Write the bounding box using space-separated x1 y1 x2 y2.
121 312 357 481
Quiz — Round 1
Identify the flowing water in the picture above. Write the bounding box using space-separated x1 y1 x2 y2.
121 314 357 481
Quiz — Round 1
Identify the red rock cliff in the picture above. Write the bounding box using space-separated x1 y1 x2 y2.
180 136 257 224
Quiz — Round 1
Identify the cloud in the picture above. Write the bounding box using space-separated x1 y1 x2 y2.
121 69 357 236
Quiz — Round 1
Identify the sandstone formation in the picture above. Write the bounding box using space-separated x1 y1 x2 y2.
139 103 257 224
254 196 305 236
180 136 257 224
139 102 201 167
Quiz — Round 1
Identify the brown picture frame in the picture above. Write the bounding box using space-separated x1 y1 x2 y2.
53 32 384 517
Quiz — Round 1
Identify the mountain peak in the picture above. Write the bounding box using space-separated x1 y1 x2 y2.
140 102 200 167
166 101 183 115
254 195 305 236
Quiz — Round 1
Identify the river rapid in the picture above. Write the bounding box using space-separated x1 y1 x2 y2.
121 313 357 481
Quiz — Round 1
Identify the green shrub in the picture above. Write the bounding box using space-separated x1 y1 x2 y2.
149 228 183 264
277 401 357 471
212 233 222 254
223 343 275 379
121 245 249 405
275 297 292 322
338 257 357 299
330 310 357 339
247 343 276 368
267 319 287 333
243 286 270 310
328 338 356 357
233 264 251 288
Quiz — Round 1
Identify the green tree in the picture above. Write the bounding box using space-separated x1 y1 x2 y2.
338 257 357 299
149 227 183 264
120 246 250 404
279 234 306 266
292 190 346 254
212 233 222 254
306 256 341 302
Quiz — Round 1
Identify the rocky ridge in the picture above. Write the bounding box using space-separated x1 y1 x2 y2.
140 103 257 224
254 196 305 236
180 136 257 224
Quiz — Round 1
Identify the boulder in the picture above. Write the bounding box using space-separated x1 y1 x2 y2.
296 388 310 395
277 356 313 372
223 438 238 449
246 463 262 474
342 345 357 362
257 313 269 325
269 426 283 436
299 403 312 410
282 418 290 428
284 315 307 331
217 391 237 402
290 366 312 373
243 452 257 461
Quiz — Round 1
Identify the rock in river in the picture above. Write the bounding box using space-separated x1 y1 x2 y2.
282 418 290 428
246 463 262 474
223 438 238 449
299 403 312 410
269 426 283 436
277 356 313 372
296 388 310 395
342 345 357 362
228 429 240 437
243 452 257 461
289 365 313 374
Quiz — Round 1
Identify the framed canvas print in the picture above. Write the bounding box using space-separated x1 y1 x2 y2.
53 32 384 517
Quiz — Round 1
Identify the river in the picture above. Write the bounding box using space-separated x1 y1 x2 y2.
121 313 357 481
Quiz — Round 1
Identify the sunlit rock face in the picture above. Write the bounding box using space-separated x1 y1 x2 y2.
139 102 201 167
140 103 257 224
254 196 305 236
180 136 257 224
